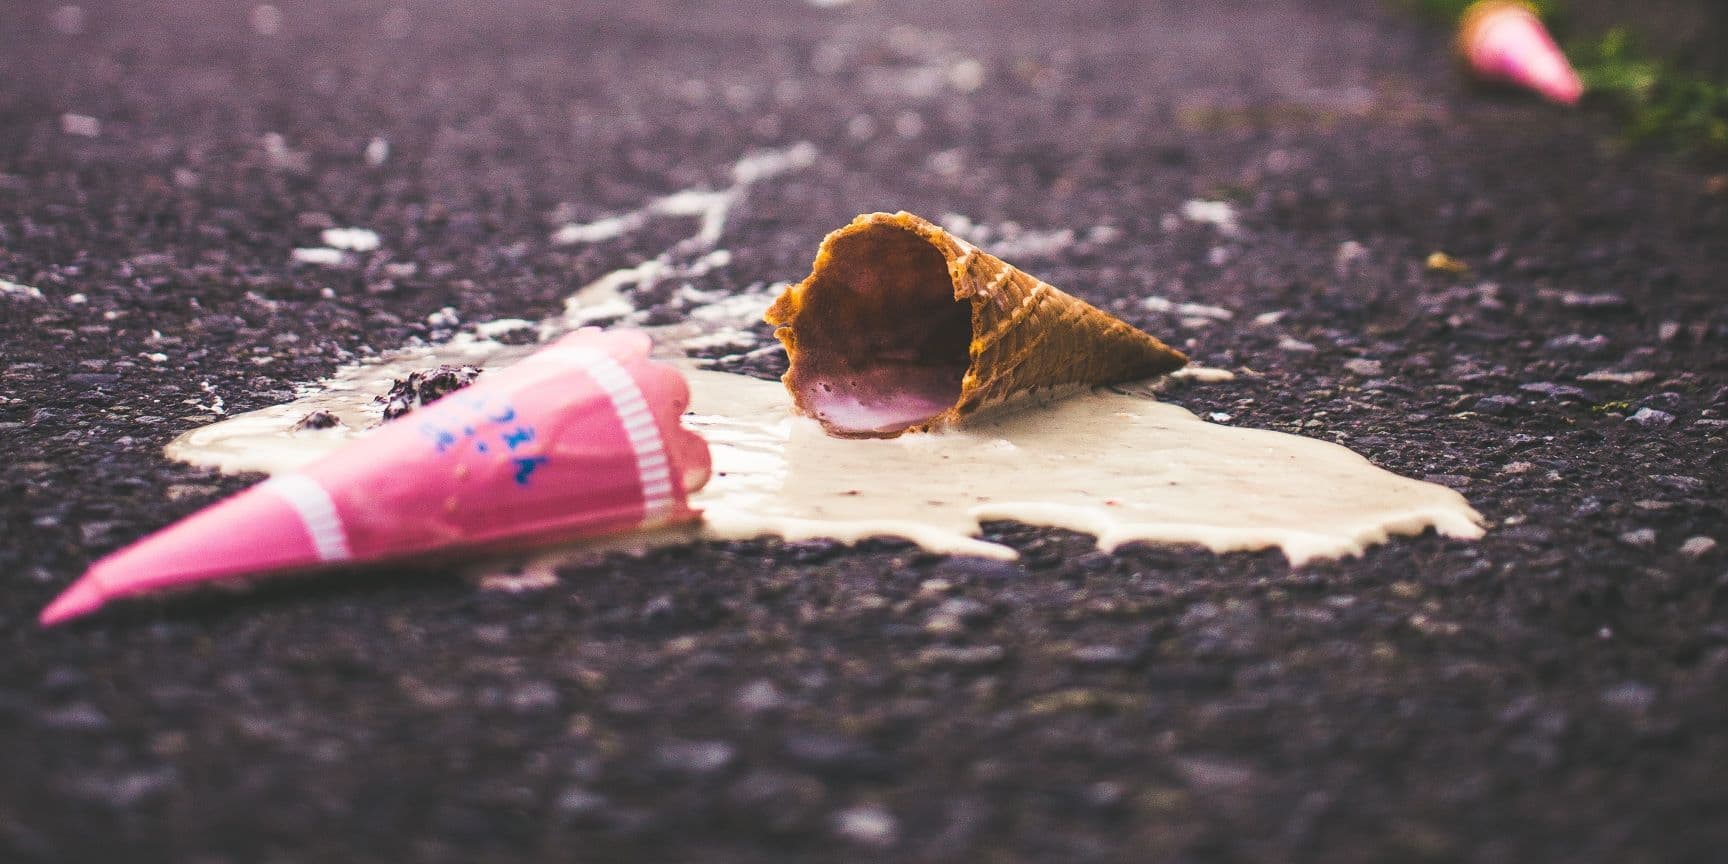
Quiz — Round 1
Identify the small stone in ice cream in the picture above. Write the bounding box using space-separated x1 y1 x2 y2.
378 365 483 421
292 410 345 432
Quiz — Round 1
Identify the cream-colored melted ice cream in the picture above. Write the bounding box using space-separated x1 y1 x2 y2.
686 371 1483 563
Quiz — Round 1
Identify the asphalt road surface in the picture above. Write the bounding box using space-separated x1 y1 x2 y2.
3 1 1726 861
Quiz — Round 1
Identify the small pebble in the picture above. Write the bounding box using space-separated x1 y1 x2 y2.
1641 392 1685 411
292 410 344 432
365 137 391 166
250 4 284 36
832 804 898 848
925 597 990 635
1601 682 1655 713
734 680 788 714
51 5 87 35
554 786 608 818
379 365 481 419
71 768 177 808
60 113 101 137
1680 537 1717 558
1334 240 1367 273
39 702 109 731
1544 334 1610 354
1560 291 1629 310
1620 529 1657 547
1069 644 1136 666
425 306 461 329
1177 756 1256 790
1473 396 1521 416
1628 408 1674 427
656 739 736 775
475 567 558 593
931 557 1023 582
1083 780 1128 810
1654 475 1704 494
935 597 989 622
1519 382 1588 400
508 681 559 713
1579 370 1655 385
917 645 1006 667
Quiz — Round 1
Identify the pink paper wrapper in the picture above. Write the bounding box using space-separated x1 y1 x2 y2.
41 328 711 626
1460 1 1583 106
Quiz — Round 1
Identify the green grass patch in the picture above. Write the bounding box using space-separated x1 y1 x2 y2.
1570 28 1728 158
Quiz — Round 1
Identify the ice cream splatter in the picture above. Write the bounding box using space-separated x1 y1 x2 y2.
320 227 380 252
551 215 640 245
1181 200 1241 236
1 279 45 301
1143 296 1235 320
552 142 815 251
1169 366 1236 384
290 248 347 267
939 213 1084 260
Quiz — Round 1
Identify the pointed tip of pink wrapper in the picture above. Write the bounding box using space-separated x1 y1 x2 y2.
40 580 105 627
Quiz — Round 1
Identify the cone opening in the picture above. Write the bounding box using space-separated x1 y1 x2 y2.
784 223 972 436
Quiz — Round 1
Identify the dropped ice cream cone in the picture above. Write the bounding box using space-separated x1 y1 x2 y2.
41 329 710 626
765 211 1186 437
1458 0 1583 105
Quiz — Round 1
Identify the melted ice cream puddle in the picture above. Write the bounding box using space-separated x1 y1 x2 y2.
686 372 1482 563
168 356 1483 565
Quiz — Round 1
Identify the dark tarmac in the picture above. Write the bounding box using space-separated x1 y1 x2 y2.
3 1 1726 861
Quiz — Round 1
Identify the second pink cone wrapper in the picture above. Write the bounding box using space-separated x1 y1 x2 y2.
1463 3 1584 105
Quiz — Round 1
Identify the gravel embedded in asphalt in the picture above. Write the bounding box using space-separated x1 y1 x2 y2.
2 0 1726 861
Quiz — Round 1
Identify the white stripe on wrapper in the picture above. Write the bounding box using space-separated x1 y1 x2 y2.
565 348 678 524
263 473 353 562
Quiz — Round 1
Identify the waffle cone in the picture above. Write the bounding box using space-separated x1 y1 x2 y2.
766 211 1186 437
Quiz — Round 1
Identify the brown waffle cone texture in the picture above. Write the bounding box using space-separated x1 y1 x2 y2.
766 211 1187 436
